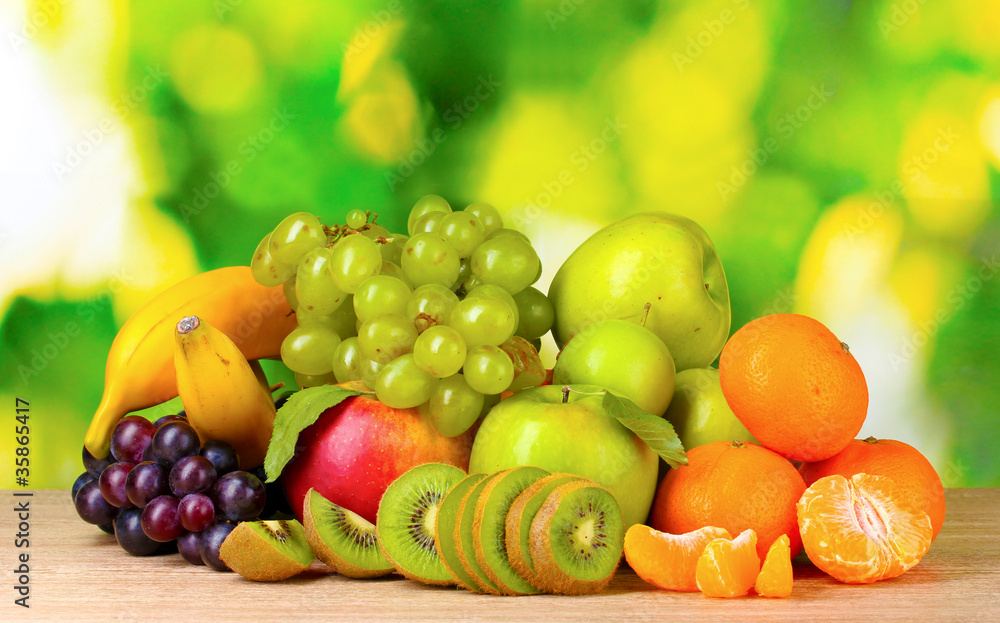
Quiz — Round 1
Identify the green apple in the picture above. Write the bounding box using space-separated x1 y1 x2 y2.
664 367 755 449
469 384 659 527
552 319 676 415
549 212 730 371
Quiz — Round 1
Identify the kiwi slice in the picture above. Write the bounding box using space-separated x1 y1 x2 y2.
219 519 314 581
376 462 466 585
505 473 582 587
528 480 624 595
435 473 488 591
472 466 550 595
303 488 393 578
454 473 504 595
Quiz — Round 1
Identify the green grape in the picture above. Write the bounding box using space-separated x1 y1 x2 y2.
486 228 530 243
296 247 347 315
295 371 338 389
358 313 418 364
251 232 295 286
360 223 390 241
470 236 540 294
375 354 437 409
532 259 543 285
461 272 483 292
346 209 367 229
427 373 484 437
297 294 357 337
408 284 460 332
380 261 413 288
452 258 472 290
463 345 514 395
512 286 554 340
360 356 384 389
438 212 486 257
281 326 342 375
464 202 503 234
354 275 412 323
270 212 326 265
380 234 408 265
401 233 461 288
448 296 516 348
332 337 363 383
407 194 451 236
413 326 467 378
466 284 520 328
282 278 298 311
329 234 382 293
412 211 447 235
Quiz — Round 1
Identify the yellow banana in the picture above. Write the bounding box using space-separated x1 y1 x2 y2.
173 315 276 470
85 266 295 459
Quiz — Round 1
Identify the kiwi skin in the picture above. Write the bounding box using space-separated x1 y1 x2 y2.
435 474 488 592
472 466 549 596
505 473 582 588
454 473 504 595
302 488 393 579
527 480 624 596
219 519 314 582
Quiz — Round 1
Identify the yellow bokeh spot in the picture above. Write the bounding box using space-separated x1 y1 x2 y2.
338 19 405 99
795 195 904 322
978 87 1000 168
170 25 262 114
890 245 967 335
341 60 420 164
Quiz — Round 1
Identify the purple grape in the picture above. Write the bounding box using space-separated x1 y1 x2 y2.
274 390 294 410
154 413 186 428
250 466 292 520
200 441 240 475
74 481 118 525
110 416 156 464
114 508 161 556
170 455 217 497
98 522 115 535
177 531 204 565
150 421 201 466
98 462 135 509
140 495 183 542
82 446 114 478
72 472 95 502
126 461 170 508
211 471 266 521
199 521 237 571
178 493 215 532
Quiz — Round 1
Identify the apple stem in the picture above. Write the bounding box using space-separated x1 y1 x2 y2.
640 302 651 327
562 386 570 404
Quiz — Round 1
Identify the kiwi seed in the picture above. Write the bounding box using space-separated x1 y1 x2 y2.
303 488 393 579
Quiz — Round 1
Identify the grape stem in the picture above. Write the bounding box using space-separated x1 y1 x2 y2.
640 302 651 327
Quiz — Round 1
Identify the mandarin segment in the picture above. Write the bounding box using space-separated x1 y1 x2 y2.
719 313 868 462
754 534 793 598
695 529 760 598
797 473 933 584
624 525 732 591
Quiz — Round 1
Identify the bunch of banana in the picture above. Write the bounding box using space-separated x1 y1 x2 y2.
84 266 295 459
174 315 276 469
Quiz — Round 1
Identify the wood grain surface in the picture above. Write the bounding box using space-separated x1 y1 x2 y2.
1 488 998 622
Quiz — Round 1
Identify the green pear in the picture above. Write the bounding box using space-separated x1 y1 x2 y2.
550 212 730 370
664 367 755 449
552 320 675 415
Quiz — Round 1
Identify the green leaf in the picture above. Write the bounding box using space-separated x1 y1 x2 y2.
263 385 364 483
602 392 688 469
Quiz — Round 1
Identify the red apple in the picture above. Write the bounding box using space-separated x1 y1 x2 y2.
281 382 474 524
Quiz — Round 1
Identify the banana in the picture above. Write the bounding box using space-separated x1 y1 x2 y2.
173 315 276 470
85 266 295 459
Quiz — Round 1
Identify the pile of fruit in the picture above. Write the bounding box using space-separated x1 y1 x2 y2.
71 198 946 599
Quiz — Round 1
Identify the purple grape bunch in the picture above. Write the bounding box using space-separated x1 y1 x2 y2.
73 412 275 571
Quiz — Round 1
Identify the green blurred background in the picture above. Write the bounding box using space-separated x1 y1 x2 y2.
2 0 998 488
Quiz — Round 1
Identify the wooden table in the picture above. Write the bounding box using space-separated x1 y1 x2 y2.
2 489 998 621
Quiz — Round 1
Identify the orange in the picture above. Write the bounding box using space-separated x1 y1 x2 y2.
799 437 946 540
797 473 933 584
624 525 732 591
649 440 805 561
754 534 793 598
695 529 760 598
719 313 869 462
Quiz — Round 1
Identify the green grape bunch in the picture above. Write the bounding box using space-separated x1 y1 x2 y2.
249 196 556 438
